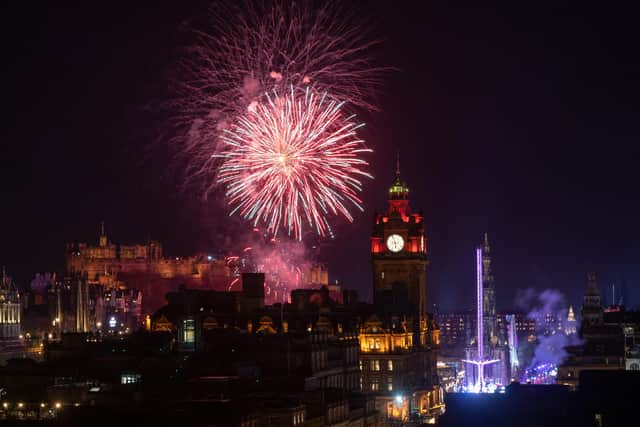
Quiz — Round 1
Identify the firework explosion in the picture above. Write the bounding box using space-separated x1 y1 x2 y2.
223 228 324 304
216 86 372 239
172 1 384 226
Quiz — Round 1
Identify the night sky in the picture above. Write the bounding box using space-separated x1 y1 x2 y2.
2 2 639 312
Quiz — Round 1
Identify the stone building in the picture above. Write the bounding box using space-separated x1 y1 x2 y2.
0 268 21 340
557 273 626 389
364 160 442 423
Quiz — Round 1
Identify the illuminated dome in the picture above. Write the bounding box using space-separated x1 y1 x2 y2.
388 154 409 200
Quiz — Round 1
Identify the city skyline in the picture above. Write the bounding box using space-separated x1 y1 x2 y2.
2 1 640 312
0 2 638 424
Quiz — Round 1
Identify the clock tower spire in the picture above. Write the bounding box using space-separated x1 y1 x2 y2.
371 158 428 317
388 152 410 218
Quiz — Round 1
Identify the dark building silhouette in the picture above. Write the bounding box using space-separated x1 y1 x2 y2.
439 371 639 427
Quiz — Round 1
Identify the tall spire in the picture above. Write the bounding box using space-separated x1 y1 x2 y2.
585 272 600 297
389 152 409 202
99 221 107 247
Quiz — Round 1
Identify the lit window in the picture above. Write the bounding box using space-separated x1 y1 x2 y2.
388 360 393 371
375 339 381 349
371 381 379 391
359 360 363 371
120 373 141 384
371 360 380 371
387 377 393 391
369 339 374 349
183 319 195 343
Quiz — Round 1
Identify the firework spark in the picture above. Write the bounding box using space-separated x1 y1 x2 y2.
172 0 385 190
216 86 372 240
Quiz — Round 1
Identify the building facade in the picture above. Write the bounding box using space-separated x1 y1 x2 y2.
0 268 21 341
558 273 626 389
363 161 442 423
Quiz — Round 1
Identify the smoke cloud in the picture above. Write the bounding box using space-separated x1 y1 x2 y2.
515 288 582 370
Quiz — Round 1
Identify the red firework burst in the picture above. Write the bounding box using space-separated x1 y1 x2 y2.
216 86 372 240
171 0 386 190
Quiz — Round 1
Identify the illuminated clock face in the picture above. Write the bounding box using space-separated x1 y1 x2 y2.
386 234 405 253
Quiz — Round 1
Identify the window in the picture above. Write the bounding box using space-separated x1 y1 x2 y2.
369 338 374 349
387 360 393 371
182 319 195 343
293 412 305 426
371 360 380 371
387 377 393 391
375 338 381 349
371 381 379 391
359 360 363 371
120 373 141 384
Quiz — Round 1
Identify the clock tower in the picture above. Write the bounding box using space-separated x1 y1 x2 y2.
371 157 428 317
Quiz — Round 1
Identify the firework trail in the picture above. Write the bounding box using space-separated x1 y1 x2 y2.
172 0 385 192
217 86 372 240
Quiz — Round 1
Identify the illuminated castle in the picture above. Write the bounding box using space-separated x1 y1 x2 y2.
65 222 233 314
65 222 330 314
65 222 231 287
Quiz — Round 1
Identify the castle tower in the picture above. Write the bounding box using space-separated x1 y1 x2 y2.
371 156 428 317
99 221 107 247
482 233 497 346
